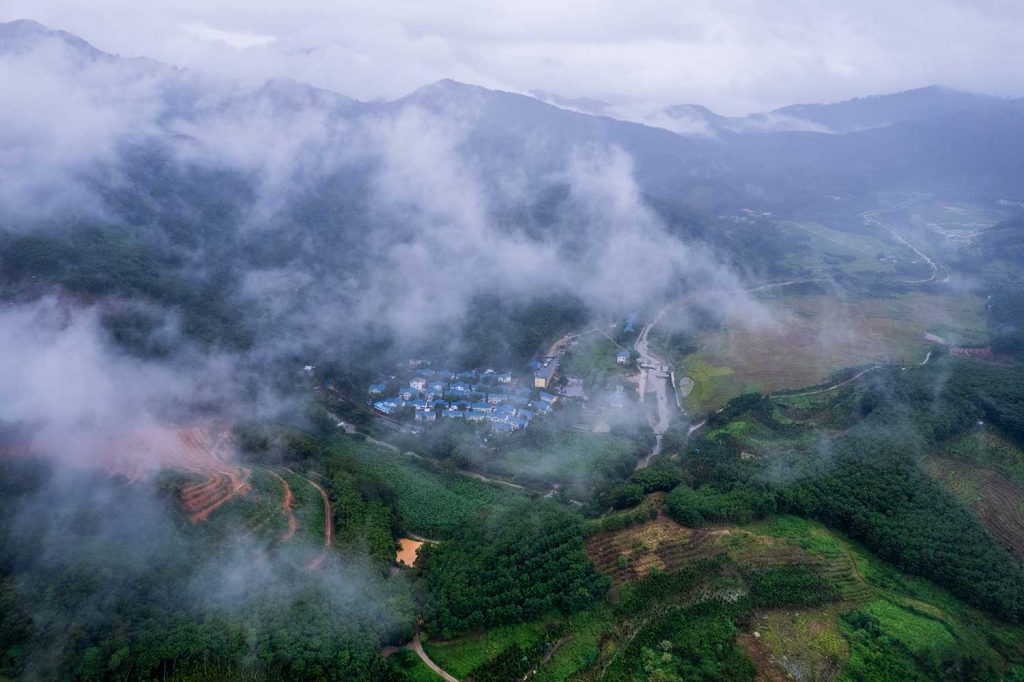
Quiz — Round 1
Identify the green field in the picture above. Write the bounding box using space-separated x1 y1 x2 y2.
496 431 644 495
331 438 526 539
779 219 908 277
386 650 442 681
423 619 554 679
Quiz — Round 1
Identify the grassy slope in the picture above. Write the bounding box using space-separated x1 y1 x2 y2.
429 509 1024 681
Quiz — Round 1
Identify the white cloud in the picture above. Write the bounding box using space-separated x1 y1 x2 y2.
2 0 1023 114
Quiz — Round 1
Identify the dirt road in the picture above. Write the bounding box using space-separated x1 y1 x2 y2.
284 468 332 570
409 634 459 682
265 470 297 542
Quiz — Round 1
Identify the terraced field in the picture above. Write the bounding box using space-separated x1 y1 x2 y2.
587 516 724 583
586 503 875 607
922 455 1024 559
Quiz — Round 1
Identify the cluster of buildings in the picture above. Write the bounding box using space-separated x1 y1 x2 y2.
370 368 557 432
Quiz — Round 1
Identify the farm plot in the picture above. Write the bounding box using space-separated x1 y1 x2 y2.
586 516 724 584
778 220 907 278
336 440 525 539
921 455 1024 559
677 291 987 413
741 604 850 682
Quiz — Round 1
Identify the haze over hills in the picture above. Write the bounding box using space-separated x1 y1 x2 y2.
4 14 1024 682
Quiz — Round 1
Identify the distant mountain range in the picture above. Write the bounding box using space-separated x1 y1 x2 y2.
2 17 1023 213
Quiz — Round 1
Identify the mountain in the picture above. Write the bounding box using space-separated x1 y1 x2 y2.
771 85 1006 133
654 85 1008 136
528 90 615 117
0 18 103 56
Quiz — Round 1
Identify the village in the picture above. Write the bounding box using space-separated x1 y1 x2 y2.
369 359 565 433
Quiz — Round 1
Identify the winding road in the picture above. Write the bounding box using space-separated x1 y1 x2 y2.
862 198 948 284
409 634 459 682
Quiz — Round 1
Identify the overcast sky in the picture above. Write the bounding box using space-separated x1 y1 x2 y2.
3 0 1023 114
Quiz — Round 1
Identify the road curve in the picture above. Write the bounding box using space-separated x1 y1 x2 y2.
409 634 459 682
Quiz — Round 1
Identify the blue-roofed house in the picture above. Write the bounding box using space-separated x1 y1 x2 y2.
518 409 535 421
399 387 419 401
491 420 514 433
444 408 464 419
450 381 471 393
369 383 387 395
466 410 489 422
427 380 446 393
408 398 428 410
471 401 493 412
374 397 402 415
486 393 508 404
509 395 530 406
616 350 631 365
537 391 557 403
452 399 470 410
532 401 552 413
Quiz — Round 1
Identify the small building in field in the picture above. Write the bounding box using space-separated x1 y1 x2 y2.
369 383 387 395
616 350 631 365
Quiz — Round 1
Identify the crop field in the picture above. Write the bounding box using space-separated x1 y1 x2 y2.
943 428 1024 487
172 467 294 548
280 468 328 546
423 619 553 679
338 440 525 539
676 291 988 412
778 220 908 278
386 650 442 681
904 200 1008 246
586 515 725 583
741 604 849 682
498 432 642 493
921 455 1024 559
585 503 870 596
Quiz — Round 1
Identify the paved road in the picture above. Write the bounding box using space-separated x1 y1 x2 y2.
862 198 948 284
